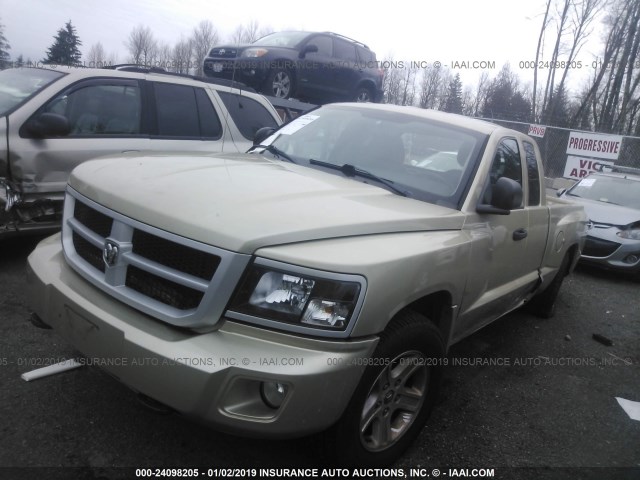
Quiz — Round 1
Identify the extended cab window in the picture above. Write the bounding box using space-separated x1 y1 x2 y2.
218 91 278 140
523 141 541 205
40 81 141 135
483 138 523 207
154 83 222 139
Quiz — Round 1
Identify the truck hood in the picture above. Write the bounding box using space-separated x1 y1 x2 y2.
69 153 465 253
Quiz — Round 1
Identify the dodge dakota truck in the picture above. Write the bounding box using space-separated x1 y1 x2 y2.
26 103 587 466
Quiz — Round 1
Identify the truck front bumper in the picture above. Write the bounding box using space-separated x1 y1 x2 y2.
26 234 378 438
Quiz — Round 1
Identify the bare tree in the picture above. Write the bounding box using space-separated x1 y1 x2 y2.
418 65 446 109
544 0 604 125
400 65 418 106
172 37 193 74
125 25 157 66
572 0 640 133
257 25 275 39
243 20 261 43
470 71 491 117
541 0 571 121
191 20 219 77
532 0 553 121
382 57 403 104
230 25 245 45
86 42 105 68
156 43 172 70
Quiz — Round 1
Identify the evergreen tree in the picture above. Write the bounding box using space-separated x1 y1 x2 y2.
542 84 571 127
0 18 11 69
443 74 464 114
482 64 531 122
43 21 82 66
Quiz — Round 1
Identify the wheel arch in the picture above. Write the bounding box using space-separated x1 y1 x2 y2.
393 290 455 352
353 80 377 100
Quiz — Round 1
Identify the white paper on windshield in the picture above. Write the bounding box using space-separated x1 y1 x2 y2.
278 114 320 135
579 178 596 187
616 397 640 421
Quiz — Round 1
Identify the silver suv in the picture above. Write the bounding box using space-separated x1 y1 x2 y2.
0 67 282 238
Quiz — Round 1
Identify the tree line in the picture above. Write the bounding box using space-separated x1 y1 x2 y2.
0 18 272 78
383 0 640 137
0 0 638 136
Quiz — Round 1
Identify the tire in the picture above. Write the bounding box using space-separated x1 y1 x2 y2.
353 86 374 102
325 310 445 467
264 68 293 99
528 252 572 318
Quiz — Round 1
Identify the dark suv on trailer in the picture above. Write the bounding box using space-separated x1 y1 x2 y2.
203 31 384 104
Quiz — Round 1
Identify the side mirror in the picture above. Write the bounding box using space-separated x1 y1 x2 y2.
477 177 523 215
299 44 318 58
253 126 277 146
25 113 70 138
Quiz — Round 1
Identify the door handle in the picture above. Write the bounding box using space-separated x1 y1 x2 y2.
513 228 528 241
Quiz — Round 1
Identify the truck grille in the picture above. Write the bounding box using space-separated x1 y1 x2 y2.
62 188 250 328
131 230 219 281
582 236 620 258
126 265 204 310
72 231 105 273
74 201 113 237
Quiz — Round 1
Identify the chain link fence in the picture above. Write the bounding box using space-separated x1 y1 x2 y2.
478 118 640 186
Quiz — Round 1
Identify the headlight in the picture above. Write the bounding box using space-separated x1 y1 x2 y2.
617 228 640 240
241 48 268 58
227 260 365 335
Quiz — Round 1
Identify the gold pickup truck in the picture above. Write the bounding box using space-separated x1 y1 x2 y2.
26 103 587 466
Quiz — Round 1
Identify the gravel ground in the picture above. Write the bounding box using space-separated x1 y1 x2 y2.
1 235 638 480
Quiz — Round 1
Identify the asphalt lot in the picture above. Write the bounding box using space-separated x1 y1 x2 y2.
1 234 639 480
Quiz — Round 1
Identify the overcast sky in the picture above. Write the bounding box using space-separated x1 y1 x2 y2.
2 0 605 90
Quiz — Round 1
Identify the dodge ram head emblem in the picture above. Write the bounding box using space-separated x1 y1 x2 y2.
102 241 119 267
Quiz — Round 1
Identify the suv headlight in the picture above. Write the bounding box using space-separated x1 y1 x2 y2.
241 48 269 58
226 259 365 337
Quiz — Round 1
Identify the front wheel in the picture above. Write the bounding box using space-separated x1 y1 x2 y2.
326 310 444 466
353 86 374 102
264 68 293 99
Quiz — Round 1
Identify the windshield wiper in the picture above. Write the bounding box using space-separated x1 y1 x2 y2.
249 144 296 164
309 159 409 197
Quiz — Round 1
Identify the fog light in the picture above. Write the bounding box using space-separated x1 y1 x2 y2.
260 381 288 409
624 254 639 264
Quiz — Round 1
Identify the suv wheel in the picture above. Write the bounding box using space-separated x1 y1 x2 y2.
325 310 444 466
354 86 374 102
265 68 293 99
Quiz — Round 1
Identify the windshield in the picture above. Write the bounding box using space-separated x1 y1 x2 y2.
568 175 640 210
252 31 308 47
0 68 65 116
261 105 487 208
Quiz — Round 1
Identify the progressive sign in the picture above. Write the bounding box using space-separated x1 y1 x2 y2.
566 132 623 160
563 131 623 179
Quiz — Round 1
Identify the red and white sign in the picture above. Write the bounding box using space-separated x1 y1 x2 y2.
566 131 622 160
563 156 614 180
528 124 546 138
